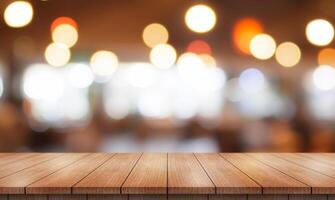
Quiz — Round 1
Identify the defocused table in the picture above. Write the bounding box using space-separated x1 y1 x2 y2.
0 153 334 200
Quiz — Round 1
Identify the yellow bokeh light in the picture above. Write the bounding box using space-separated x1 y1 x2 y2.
250 34 276 60
199 54 216 68
90 51 119 77
185 4 216 33
52 24 78 48
4 1 33 28
142 23 169 48
318 48 335 67
275 42 301 67
306 19 334 46
44 43 71 67
150 44 177 69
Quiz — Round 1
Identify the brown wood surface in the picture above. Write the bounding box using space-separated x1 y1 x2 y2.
0 153 334 197
168 153 215 194
73 153 141 194
122 153 167 194
26 154 113 194
195 153 261 194
0 154 87 194
249 153 335 194
220 153 310 194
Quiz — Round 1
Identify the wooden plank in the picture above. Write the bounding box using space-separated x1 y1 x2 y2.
274 154 335 178
27 153 113 194
0 195 6 200
0 154 87 194
122 153 167 194
248 195 288 200
168 153 215 194
48 195 86 200
0 154 61 179
209 194 247 200
249 154 335 194
88 195 128 200
288 195 327 200
129 194 166 200
0 154 36 167
168 195 207 200
73 153 141 194
8 195 47 200
220 154 310 194
328 194 335 200
195 153 261 194
300 153 335 166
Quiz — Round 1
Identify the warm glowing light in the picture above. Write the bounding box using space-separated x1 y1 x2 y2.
185 4 216 33
44 43 71 67
250 34 276 60
150 44 177 69
4 1 33 28
142 23 169 48
233 17 264 55
199 54 216 68
52 24 78 48
312 65 335 91
318 48 335 67
51 17 78 32
275 42 301 67
127 63 157 88
306 19 334 46
238 68 266 94
66 63 94 88
90 51 118 80
187 40 212 55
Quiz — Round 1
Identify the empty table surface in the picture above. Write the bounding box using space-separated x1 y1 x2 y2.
0 153 334 199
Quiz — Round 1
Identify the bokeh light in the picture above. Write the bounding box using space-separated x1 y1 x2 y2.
250 34 276 60
142 23 169 48
66 63 94 88
90 51 119 81
199 54 216 68
185 4 216 33
0 77 3 98
312 65 335 91
306 19 334 46
150 44 177 69
187 40 212 55
275 42 301 67
52 24 78 48
4 1 33 28
51 17 78 32
127 63 157 88
233 17 264 55
44 43 71 67
238 68 266 94
318 48 335 67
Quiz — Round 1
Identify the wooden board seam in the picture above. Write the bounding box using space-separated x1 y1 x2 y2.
119 153 143 194
193 153 217 194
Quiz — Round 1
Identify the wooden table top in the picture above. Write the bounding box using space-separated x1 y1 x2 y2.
0 153 334 195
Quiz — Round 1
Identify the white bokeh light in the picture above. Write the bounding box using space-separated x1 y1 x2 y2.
238 68 266 94
306 19 334 46
312 65 335 91
90 50 119 82
45 43 71 67
185 4 216 33
4 1 33 28
150 44 177 69
250 34 276 60
127 63 157 88
66 63 94 88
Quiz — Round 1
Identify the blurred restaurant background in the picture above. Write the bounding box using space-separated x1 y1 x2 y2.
0 0 335 152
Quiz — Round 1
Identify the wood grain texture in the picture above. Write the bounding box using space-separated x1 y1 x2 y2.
274 154 335 178
168 153 215 194
0 154 87 194
249 153 335 194
209 194 247 200
73 153 141 194
0 195 6 200
168 195 207 200
220 154 310 194
27 154 113 194
288 195 327 200
122 153 167 194
48 195 86 200
0 154 36 167
247 195 288 200
0 154 61 179
195 153 261 194
129 195 166 200
8 195 47 200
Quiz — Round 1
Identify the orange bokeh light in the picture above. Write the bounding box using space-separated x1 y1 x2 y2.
50 17 78 32
232 17 264 55
187 39 212 55
318 48 335 67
